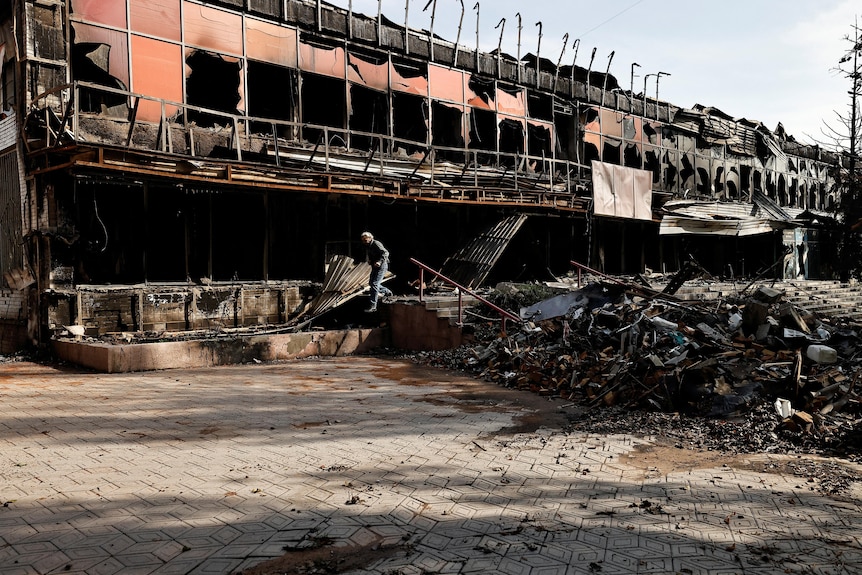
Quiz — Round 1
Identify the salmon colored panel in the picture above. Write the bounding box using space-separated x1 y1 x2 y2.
71 22 130 88
347 55 388 91
246 18 297 67
496 87 526 116
465 80 492 111
131 35 183 122
130 0 181 42
70 0 127 28
428 64 464 103
600 108 622 137
298 42 345 79
390 64 427 95
183 1 243 56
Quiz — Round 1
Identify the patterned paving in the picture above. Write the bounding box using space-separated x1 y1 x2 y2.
0 357 860 575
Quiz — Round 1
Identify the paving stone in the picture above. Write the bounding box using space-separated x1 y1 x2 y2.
1 357 860 575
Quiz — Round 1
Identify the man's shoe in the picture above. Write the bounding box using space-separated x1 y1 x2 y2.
363 306 377 313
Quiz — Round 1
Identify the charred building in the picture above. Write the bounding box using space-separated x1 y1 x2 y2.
0 0 842 352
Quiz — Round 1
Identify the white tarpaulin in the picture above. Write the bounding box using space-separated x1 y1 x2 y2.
591 161 653 221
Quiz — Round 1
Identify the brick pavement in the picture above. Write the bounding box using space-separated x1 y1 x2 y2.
1 357 860 575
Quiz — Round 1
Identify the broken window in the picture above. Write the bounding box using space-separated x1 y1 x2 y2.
184 50 243 127
499 117 525 166
300 72 346 146
497 84 526 116
468 108 496 152
623 143 642 169
527 92 553 121
466 75 495 110
71 41 129 115
391 59 428 96
392 92 428 154
349 84 389 152
431 102 464 161
602 138 622 166
247 60 297 138
527 122 552 162
740 165 752 196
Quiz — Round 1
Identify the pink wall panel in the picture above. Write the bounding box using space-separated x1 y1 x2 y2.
130 0 181 42
299 43 346 79
182 1 243 56
70 0 127 28
131 35 183 122
428 65 464 103
246 18 297 67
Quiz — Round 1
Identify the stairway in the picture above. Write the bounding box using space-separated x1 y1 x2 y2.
661 279 862 323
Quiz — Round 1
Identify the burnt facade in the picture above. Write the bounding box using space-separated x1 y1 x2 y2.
0 0 841 351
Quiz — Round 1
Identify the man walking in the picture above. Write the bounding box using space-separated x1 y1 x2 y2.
360 231 393 312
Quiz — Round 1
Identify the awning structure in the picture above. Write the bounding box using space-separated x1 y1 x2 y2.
659 197 797 237
437 213 529 289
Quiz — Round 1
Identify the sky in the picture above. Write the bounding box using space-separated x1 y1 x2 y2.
324 0 859 145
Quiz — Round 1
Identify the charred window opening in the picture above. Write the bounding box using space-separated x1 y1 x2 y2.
468 76 495 107
753 170 763 194
431 102 464 162
643 123 658 144
623 143 642 169
301 72 346 145
349 85 389 152
766 173 777 201
740 165 752 195
185 51 242 127
696 167 710 194
598 138 619 166
583 141 600 165
71 42 128 115
727 167 740 199
469 108 496 152
664 154 678 190
211 192 265 281
527 92 553 121
247 60 297 137
810 185 818 209
778 175 788 206
528 123 552 161
679 155 695 188
554 107 577 161
392 93 428 154
64 181 145 285
498 118 525 166
644 149 660 182
714 167 725 197
147 188 203 282
790 178 799 207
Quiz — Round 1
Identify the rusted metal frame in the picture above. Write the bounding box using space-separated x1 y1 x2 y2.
453 0 465 66
423 0 436 62
125 96 140 148
411 257 521 329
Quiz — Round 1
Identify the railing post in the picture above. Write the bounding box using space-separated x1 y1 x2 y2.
458 290 463 325
419 269 425 302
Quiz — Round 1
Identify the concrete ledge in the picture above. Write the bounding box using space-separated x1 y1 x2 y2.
53 328 387 373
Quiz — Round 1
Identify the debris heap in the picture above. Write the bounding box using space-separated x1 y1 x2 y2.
417 279 861 457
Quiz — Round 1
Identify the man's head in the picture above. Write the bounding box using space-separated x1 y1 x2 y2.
360 231 373 244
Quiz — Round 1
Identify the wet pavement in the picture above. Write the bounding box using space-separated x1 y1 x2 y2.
1 356 861 575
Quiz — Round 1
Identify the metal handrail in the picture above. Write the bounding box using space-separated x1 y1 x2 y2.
410 257 521 330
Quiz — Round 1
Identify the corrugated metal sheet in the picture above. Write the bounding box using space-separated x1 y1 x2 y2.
437 213 528 289
290 254 391 324
659 197 796 237
1 147 26 285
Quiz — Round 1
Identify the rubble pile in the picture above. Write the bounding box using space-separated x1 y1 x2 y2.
416 280 862 461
